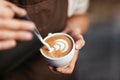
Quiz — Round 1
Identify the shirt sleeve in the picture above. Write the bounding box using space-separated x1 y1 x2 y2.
68 0 89 17
74 0 89 15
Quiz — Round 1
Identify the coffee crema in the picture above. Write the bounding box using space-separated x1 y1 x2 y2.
41 35 72 58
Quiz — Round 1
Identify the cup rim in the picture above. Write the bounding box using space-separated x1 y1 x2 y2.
40 32 75 60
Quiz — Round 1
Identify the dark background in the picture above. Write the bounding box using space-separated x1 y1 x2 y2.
74 0 120 80
29 0 120 80
4 0 120 80
20 0 120 80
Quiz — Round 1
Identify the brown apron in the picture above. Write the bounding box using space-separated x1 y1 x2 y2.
11 0 68 37
2 0 68 80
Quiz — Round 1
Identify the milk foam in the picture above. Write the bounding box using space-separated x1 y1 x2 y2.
53 39 68 52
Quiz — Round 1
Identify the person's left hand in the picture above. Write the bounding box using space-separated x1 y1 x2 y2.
48 25 85 74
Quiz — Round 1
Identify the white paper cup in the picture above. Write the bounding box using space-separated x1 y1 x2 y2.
40 33 75 67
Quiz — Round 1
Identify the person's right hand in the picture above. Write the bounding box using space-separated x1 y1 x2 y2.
0 0 35 50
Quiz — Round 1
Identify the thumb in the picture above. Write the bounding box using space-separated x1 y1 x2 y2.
62 27 69 33
75 36 85 50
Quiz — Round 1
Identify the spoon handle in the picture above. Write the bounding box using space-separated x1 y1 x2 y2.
33 28 52 51
21 16 52 51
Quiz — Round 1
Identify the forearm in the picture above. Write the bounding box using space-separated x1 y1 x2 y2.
58 13 88 74
67 13 89 34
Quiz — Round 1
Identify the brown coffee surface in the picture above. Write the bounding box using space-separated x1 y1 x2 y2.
41 35 73 58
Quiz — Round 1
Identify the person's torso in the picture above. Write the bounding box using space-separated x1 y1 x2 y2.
11 0 68 37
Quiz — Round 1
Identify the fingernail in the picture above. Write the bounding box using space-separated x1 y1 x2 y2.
9 40 16 47
25 22 35 30
19 8 27 15
23 33 33 40
76 44 80 50
75 41 81 50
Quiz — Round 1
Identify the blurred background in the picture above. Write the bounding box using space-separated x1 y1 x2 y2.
74 0 120 80
29 0 120 80
5 0 120 80
27 0 120 80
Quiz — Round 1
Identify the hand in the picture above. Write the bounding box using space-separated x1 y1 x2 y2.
0 1 35 50
48 26 85 74
0 0 27 18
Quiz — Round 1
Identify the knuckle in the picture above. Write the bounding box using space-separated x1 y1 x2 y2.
0 43 4 50
0 40 16 50
82 40 85 46
69 70 73 73
67 69 73 74
0 30 7 39
83 41 85 45
2 9 14 18
0 42 8 50
0 30 16 39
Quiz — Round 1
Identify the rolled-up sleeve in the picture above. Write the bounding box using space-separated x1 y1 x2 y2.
68 0 89 17
74 0 89 15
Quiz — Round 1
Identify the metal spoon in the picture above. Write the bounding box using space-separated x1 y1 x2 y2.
22 16 53 51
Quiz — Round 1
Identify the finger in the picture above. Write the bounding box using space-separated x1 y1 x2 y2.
4 1 27 17
75 35 85 50
0 19 35 30
0 39 16 50
0 30 33 41
56 51 79 74
69 50 79 67
70 27 81 36
75 40 85 50
62 27 70 33
70 31 84 50
48 66 60 74
0 6 14 18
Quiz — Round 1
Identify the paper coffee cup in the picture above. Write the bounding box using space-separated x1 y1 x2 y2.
40 33 75 67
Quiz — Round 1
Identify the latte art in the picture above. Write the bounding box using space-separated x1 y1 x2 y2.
41 35 72 58
53 39 68 53
40 33 75 67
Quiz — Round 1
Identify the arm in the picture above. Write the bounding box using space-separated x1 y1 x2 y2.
66 13 89 34
49 13 90 74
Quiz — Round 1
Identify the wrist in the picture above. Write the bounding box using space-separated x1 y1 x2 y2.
67 14 89 34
